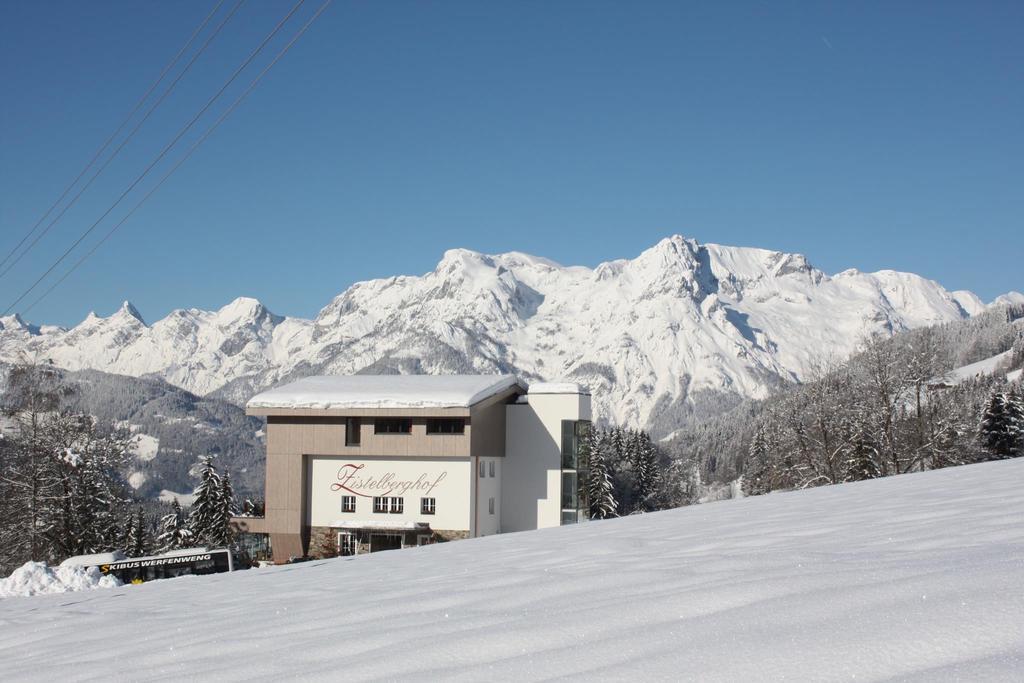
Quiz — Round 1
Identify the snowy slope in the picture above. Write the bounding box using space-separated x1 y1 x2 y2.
947 350 1015 384
0 236 1015 433
1 458 1022 681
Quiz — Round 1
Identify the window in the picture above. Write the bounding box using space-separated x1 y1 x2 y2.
417 534 433 546
345 417 361 446
488 460 495 478
374 418 412 434
426 418 465 434
488 497 495 515
561 471 578 510
341 495 356 513
421 497 436 515
479 460 486 478
374 496 404 513
338 532 357 556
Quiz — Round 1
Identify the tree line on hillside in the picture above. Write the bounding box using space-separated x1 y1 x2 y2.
0 363 240 575
654 305 1024 499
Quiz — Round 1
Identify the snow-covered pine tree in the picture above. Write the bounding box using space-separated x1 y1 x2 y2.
187 455 224 547
842 421 882 481
631 431 661 512
207 471 236 548
157 499 192 553
126 507 149 558
741 427 771 496
583 427 617 519
120 507 137 553
1008 390 1024 455
979 390 1021 459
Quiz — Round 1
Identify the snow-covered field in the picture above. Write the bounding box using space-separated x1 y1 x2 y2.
1 459 1022 681
947 349 1014 383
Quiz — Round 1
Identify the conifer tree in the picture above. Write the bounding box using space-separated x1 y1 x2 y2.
843 427 882 481
126 507 149 558
583 428 617 518
979 390 1021 459
631 431 661 512
742 427 771 496
157 499 192 553
187 456 224 547
209 471 236 548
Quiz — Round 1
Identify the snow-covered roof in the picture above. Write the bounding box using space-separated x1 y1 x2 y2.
528 382 590 396
247 375 525 410
59 551 127 568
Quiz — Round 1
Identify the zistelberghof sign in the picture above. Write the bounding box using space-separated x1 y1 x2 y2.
330 463 448 498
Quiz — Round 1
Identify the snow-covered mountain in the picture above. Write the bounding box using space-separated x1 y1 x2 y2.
1 235 1016 434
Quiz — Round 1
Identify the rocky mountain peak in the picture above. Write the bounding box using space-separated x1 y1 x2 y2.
0 236 1005 434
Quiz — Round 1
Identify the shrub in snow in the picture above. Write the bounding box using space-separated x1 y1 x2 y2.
0 561 121 599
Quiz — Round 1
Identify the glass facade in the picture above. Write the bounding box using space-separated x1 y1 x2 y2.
560 420 591 525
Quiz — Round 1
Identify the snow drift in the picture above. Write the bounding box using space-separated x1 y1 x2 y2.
0 561 121 599
0 458 1021 680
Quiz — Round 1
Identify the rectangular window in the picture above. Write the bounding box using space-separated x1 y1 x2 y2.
561 420 578 469
561 510 579 525
373 496 387 513
488 497 495 515
417 534 433 546
374 418 412 434
488 460 495 478
341 495 356 513
389 497 404 514
345 417 361 446
426 418 465 434
338 532 357 556
421 497 436 515
561 471 578 510
479 460 485 478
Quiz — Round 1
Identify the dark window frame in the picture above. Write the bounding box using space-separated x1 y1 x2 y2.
345 417 361 446
374 418 413 435
341 495 356 513
389 497 404 514
373 496 387 513
426 418 465 435
421 497 436 515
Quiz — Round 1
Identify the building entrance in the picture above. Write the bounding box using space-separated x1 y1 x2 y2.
369 533 403 553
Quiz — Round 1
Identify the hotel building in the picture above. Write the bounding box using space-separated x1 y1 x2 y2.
232 375 591 563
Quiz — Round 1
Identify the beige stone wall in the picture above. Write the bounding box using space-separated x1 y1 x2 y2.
307 526 469 559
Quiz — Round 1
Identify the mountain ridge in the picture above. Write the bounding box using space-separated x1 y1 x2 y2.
1 235 1018 435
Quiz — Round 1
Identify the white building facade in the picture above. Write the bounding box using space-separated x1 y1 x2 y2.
234 375 591 563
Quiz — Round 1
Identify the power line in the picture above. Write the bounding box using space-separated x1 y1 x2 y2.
2 0 309 317
0 0 227 276
0 0 243 282
21 0 334 317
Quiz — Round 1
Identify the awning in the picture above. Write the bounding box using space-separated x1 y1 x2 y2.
329 520 432 532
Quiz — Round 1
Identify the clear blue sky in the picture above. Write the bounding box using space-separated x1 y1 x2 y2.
2 1 1021 327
